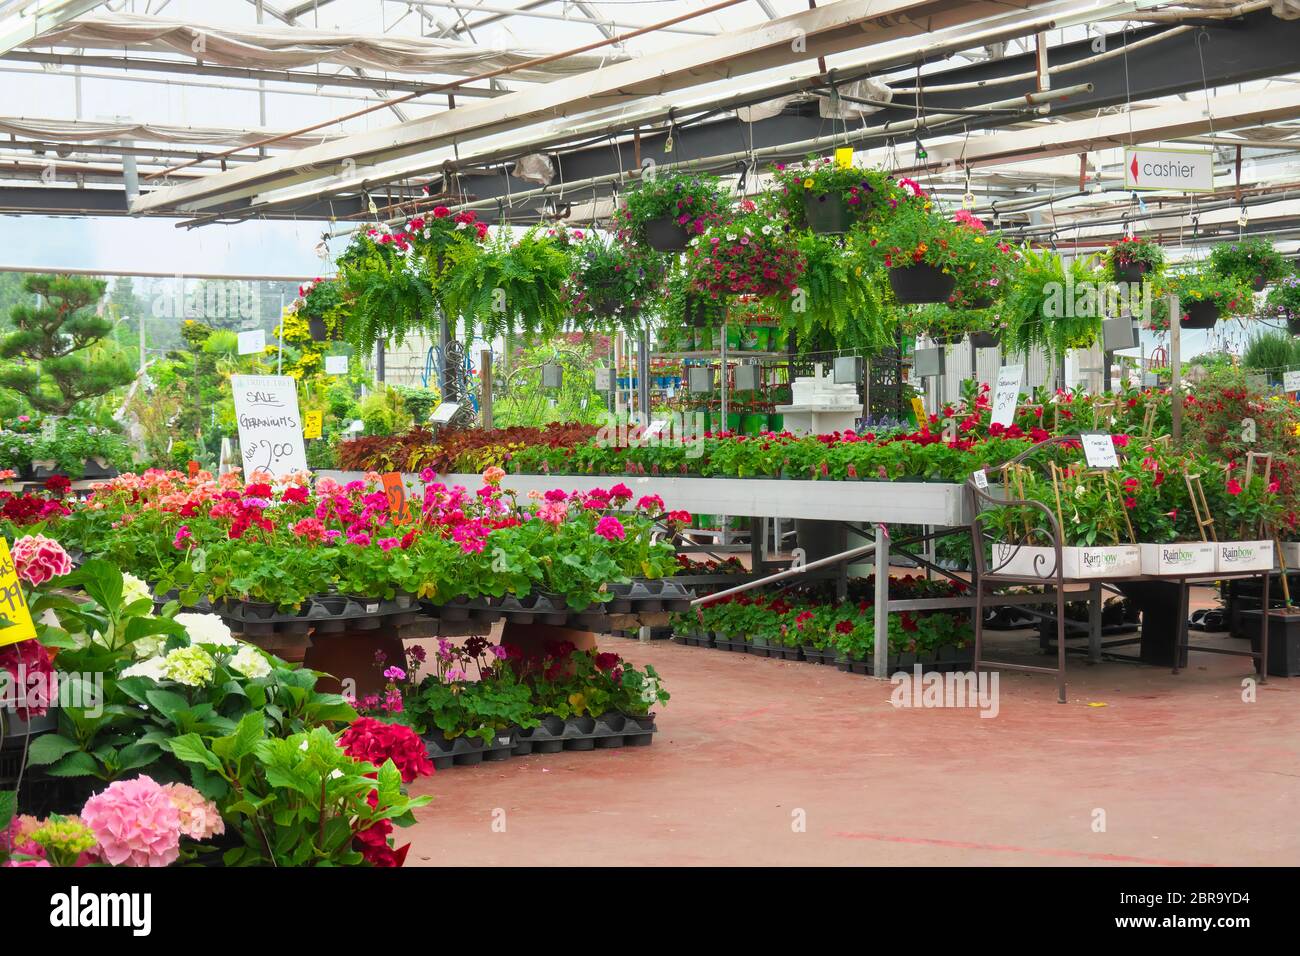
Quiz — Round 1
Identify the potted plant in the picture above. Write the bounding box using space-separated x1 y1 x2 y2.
862 184 960 304
296 277 344 341
769 158 902 234
947 210 1019 313
1000 247 1103 355
1263 273 1300 333
1205 468 1278 573
565 230 665 328
440 227 570 341
1209 237 1288 292
624 171 731 251
1104 235 1164 284
29 419 133 479
684 202 805 302
1158 266 1254 329
1123 454 1217 575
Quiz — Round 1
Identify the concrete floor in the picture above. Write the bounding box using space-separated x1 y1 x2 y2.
402 623 1300 867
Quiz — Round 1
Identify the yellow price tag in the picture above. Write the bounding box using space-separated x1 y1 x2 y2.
0 538 38 648
834 147 854 170
303 411 323 441
911 396 928 425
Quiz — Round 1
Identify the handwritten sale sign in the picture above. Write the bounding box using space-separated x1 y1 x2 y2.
990 365 1024 428
231 375 309 477
0 538 38 647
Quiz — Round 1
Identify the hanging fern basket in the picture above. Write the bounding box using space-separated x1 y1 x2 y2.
1181 300 1221 329
643 216 691 252
889 263 956 305
803 193 851 235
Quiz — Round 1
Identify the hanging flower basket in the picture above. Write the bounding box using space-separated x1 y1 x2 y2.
969 330 1001 349
307 316 341 342
1251 274 1269 292
1181 300 1220 329
643 215 691 252
803 192 851 235
1113 260 1151 284
684 205 805 301
889 263 956 304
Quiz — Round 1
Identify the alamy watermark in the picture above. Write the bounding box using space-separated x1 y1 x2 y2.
890 665 999 718
0 667 104 719
594 410 707 459
150 275 261 322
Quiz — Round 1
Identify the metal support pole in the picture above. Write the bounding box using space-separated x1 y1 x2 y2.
1088 581 1103 664
873 524 890 680
479 349 493 428
1168 293 1182 446
638 328 651 425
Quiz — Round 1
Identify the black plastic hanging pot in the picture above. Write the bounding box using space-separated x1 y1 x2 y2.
1181 300 1221 329
1112 260 1150 284
889 263 956 304
1252 275 1269 292
803 192 851 234
643 216 690 252
968 295 996 310
969 330 1001 349
683 294 713 327
307 315 334 342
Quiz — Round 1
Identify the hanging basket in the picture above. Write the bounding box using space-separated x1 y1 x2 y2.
803 192 851 235
683 295 715 327
889 263 956 305
1181 300 1221 329
1112 260 1151 284
643 216 691 252
1252 275 1269 292
969 330 1001 349
967 295 996 310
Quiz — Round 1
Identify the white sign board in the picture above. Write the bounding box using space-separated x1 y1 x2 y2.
1081 433 1120 469
972 469 989 490
237 328 266 355
990 365 1024 428
594 368 612 391
1285 370 1300 394
1124 147 1214 193
230 375 308 477
324 354 349 375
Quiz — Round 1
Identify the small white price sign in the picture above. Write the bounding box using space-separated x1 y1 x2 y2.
972 469 989 490
237 329 266 355
1285 370 1300 394
1081 432 1119 469
990 365 1024 428
324 354 349 375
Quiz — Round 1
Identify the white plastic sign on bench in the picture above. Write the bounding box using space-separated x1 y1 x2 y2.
990 365 1023 428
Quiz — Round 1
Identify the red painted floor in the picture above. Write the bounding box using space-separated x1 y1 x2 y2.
402 624 1300 867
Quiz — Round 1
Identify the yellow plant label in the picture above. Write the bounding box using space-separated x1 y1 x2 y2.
834 147 854 169
0 538 38 648
303 411 323 440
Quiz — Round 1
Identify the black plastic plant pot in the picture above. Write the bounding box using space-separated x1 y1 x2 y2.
593 295 621 318
243 600 279 620
888 263 956 304
1252 275 1269 292
968 330 1001 349
1181 300 1221 329
683 295 713 327
313 593 348 615
1112 261 1150 284
968 295 996 310
643 215 691 252
307 315 330 341
1245 609 1300 677
804 192 851 234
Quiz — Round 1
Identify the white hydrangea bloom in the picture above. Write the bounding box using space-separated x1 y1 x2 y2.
229 644 272 680
122 573 153 607
175 613 237 647
122 657 168 682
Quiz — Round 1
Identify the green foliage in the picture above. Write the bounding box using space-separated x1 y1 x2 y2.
780 230 891 350
1242 330 1300 373
336 230 437 354
623 170 731 243
0 274 135 415
1209 237 1288 286
769 157 902 228
1000 246 1103 355
440 228 571 340
359 386 413 437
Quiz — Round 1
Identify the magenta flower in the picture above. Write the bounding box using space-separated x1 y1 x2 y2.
594 516 626 541
379 537 399 552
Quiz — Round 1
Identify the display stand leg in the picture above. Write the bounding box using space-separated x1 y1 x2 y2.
973 569 985 682
1055 583 1067 703
1172 583 1190 676
873 524 889 680
1259 572 1270 684
304 625 408 697
1088 582 1103 664
1113 581 1190 668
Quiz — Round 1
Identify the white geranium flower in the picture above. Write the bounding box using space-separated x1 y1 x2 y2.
175 613 237 647
122 573 153 607
230 644 272 680
122 657 168 682
640 678 660 705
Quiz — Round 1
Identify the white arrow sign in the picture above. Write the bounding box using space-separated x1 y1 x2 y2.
1124 147 1214 193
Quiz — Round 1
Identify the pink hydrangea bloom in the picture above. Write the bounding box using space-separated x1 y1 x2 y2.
11 534 72 587
162 782 225 841
81 776 182 867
